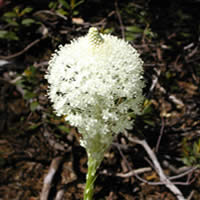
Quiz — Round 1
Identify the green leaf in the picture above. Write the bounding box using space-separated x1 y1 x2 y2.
58 0 70 9
182 157 190 166
15 78 24 88
24 91 36 100
30 101 39 111
143 119 155 127
0 30 8 38
70 0 75 9
144 27 156 38
74 0 84 9
125 33 137 41
72 10 79 16
49 1 58 9
21 7 33 16
180 32 191 38
56 8 69 16
58 125 70 133
21 18 35 26
24 65 37 78
143 105 153 115
14 6 20 15
126 26 143 33
0 30 19 40
28 123 41 130
128 112 136 119
4 18 19 26
101 28 114 34
3 11 17 18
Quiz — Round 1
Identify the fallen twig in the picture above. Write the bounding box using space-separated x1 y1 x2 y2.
128 137 186 200
0 35 47 60
34 10 68 21
114 0 125 39
187 190 195 200
163 160 197 181
40 156 63 200
116 167 152 178
43 130 69 151
55 189 65 200
155 117 165 152
149 68 161 93
156 82 184 108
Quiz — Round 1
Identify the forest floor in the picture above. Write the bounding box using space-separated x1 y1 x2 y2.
0 0 200 199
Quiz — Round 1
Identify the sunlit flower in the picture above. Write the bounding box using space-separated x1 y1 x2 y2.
45 27 144 162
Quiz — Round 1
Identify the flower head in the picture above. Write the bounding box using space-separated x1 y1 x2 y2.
46 27 144 161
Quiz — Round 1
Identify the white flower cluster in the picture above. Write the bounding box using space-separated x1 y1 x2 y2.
46 27 144 161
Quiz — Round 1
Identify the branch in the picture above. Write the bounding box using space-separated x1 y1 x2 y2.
155 117 165 152
0 35 47 60
55 189 65 200
40 156 63 200
129 137 186 200
114 0 125 39
43 130 69 151
34 10 68 21
116 167 152 178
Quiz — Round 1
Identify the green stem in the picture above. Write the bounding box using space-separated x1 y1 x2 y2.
83 155 99 200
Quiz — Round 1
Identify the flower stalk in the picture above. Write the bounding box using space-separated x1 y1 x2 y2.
84 155 99 200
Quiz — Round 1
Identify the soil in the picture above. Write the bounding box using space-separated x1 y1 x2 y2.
0 0 200 199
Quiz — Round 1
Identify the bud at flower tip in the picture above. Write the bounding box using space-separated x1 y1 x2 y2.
88 27 104 47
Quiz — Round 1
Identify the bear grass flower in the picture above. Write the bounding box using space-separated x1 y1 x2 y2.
45 27 144 200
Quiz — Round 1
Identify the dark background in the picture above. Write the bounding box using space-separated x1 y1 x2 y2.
0 0 200 199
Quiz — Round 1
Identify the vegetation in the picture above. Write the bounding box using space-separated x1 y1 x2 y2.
0 0 200 199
